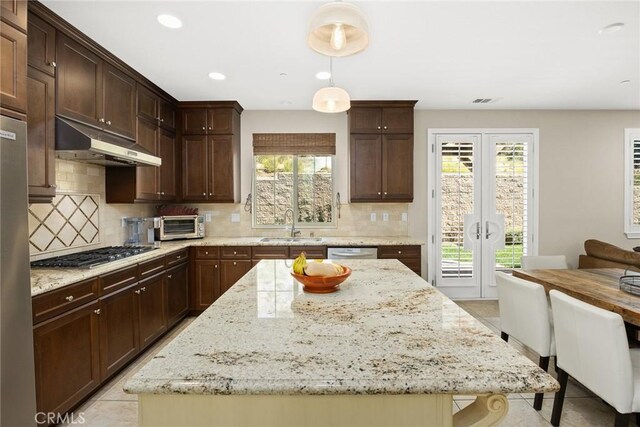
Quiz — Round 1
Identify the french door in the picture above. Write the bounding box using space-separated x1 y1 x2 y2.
427 130 538 299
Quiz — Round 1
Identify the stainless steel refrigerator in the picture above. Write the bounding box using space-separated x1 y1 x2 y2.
1 115 37 426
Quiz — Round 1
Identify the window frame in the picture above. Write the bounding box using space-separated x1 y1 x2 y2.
624 128 640 238
251 154 337 229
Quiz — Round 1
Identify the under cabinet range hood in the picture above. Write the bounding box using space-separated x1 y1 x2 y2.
55 117 161 167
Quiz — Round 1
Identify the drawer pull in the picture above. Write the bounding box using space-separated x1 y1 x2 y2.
398 251 402 254
233 251 237 255
94 309 101 315
233 262 237 266
134 289 141 295
177 255 181 259
141 287 146 292
167 274 173 279
65 295 74 302
215 265 218 269
205 251 209 255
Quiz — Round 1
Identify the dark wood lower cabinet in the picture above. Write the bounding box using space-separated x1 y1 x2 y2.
194 260 220 310
98 283 139 381
33 301 101 421
166 263 189 328
220 260 252 294
137 273 166 351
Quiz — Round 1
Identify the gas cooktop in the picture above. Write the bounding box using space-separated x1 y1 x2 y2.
31 246 156 269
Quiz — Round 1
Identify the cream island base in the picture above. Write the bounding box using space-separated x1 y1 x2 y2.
125 260 558 427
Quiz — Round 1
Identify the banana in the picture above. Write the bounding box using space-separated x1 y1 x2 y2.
293 252 307 275
333 263 344 274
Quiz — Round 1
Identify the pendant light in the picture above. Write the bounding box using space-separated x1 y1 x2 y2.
312 57 350 113
307 1 369 57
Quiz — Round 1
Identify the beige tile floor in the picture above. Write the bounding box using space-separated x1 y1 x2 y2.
62 301 634 426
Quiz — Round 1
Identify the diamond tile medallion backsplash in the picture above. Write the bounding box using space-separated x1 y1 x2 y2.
29 193 100 255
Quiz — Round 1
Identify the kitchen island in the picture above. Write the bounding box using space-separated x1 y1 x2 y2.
124 260 558 427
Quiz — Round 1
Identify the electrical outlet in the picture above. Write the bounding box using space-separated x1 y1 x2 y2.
401 212 408 222
370 213 377 222
202 211 213 222
231 213 241 223
121 217 127 227
382 213 389 222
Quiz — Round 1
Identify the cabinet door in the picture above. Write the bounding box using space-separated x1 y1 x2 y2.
208 108 233 134
166 263 188 327
102 63 136 139
0 21 27 113
159 98 176 131
382 134 413 201
350 134 382 201
137 84 158 123
27 12 56 76
194 260 220 310
137 274 166 350
99 284 139 381
27 66 56 203
33 301 101 417
209 135 234 202
349 107 381 134
0 0 27 32
158 128 176 200
220 260 252 295
182 108 207 134
135 117 159 200
182 134 208 201
382 107 413 134
56 34 102 127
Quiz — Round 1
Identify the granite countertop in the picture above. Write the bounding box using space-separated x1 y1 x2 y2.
30 236 424 296
124 259 559 396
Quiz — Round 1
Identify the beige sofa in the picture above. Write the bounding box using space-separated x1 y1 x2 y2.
578 239 640 271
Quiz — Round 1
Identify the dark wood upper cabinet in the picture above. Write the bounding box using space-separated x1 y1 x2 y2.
349 101 416 202
159 98 175 131
382 134 413 201
102 63 136 139
182 108 207 134
158 128 176 200
1 0 27 32
137 84 158 122
56 33 102 127
208 108 234 134
182 134 208 201
209 135 235 202
27 12 56 76
27 66 56 203
350 134 382 201
0 21 27 114
135 117 159 200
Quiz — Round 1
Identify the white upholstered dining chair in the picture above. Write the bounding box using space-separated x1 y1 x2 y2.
495 271 556 411
521 255 569 270
549 290 640 427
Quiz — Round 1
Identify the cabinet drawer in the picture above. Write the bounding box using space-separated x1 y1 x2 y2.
166 249 188 267
289 246 326 259
399 258 421 275
252 246 288 259
377 245 421 259
138 256 165 279
100 265 138 295
194 246 219 259
220 246 251 259
32 278 99 324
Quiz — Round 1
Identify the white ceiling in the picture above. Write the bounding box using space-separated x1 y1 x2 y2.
42 1 640 110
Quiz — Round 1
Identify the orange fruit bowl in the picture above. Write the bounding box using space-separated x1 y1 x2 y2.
290 265 352 294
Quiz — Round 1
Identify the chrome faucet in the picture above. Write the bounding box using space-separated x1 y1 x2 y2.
283 208 301 238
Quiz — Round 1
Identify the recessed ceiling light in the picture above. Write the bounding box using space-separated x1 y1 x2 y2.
598 22 624 35
316 71 331 80
157 14 182 29
208 72 226 81
621 79 631 84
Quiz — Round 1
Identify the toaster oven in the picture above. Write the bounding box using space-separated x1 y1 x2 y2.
155 215 205 241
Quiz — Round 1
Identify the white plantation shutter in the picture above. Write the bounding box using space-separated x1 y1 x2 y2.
624 129 640 237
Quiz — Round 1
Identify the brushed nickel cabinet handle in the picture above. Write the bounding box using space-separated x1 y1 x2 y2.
160 118 164 123
398 250 402 254
177 255 181 259
48 61 57 68
135 289 141 294
209 193 212 196
161 192 165 195
98 118 105 123
384 126 387 130
106 120 111 125
202 193 206 196
94 309 101 315
377 126 381 130
233 251 237 255
65 295 74 302
377 192 381 195
215 264 218 268
202 126 206 130
384 192 387 195
205 251 209 255
233 262 237 266
167 274 172 279
141 287 146 292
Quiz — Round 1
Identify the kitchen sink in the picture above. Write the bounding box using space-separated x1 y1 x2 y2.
259 237 324 243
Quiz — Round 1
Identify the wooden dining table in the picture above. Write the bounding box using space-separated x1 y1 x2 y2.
512 268 640 327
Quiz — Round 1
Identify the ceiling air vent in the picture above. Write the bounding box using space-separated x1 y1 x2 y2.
472 98 495 104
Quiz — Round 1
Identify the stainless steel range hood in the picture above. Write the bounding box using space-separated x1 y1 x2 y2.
55 117 161 167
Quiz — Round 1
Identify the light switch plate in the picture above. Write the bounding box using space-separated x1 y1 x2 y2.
231 213 241 223
370 213 377 222
401 212 408 222
203 211 213 222
382 213 389 222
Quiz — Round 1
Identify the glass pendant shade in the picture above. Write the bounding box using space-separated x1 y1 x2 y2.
307 2 369 57
312 86 351 113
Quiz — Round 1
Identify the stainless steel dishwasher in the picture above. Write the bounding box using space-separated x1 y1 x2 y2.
327 247 378 259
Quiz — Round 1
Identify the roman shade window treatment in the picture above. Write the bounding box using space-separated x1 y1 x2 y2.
252 133 336 155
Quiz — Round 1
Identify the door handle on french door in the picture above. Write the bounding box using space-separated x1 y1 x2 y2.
475 222 482 240
486 221 491 239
